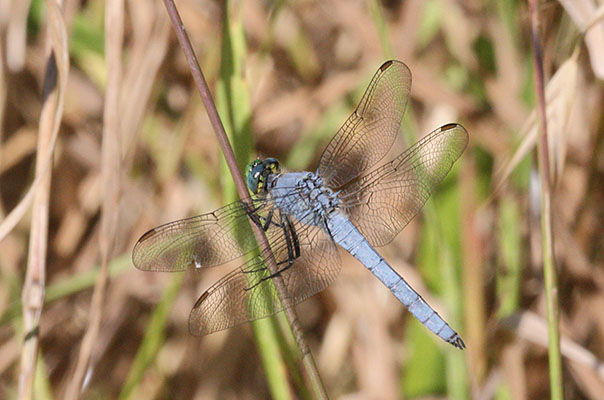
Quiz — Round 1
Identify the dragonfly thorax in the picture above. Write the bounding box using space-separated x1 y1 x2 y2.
269 171 339 227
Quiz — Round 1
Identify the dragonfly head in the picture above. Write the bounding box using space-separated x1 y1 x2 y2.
246 158 280 194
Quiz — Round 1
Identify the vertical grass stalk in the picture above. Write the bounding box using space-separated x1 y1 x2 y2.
19 1 69 398
527 1 564 398
215 2 291 398
162 1 327 398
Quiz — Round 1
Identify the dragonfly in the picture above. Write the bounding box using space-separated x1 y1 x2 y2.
133 60 468 349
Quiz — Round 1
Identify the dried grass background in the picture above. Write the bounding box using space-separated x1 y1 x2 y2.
1 0 604 398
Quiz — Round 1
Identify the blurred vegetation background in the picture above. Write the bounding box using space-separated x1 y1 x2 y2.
1 0 604 398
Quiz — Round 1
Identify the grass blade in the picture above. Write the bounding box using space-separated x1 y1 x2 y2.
528 1 564 398
216 3 292 398
18 1 69 398
119 274 185 400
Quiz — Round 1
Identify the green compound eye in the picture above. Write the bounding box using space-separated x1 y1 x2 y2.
246 159 264 194
246 159 261 174
246 158 280 194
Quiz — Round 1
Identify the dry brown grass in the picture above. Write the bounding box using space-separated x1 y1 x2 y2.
1 0 604 398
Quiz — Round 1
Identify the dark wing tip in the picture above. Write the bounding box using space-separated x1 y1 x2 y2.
138 227 159 242
440 123 469 153
188 291 212 336
193 290 211 309
440 122 469 138
132 228 157 267
378 60 411 77
441 122 460 131
380 60 394 71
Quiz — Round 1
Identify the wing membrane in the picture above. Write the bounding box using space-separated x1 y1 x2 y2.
133 198 279 272
188 219 340 335
318 60 411 189
338 123 468 247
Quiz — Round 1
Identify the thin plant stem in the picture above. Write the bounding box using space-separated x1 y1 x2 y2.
527 1 564 399
18 1 69 398
64 0 124 398
161 1 328 398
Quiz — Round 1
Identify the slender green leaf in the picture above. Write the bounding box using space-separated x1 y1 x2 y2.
216 3 294 398
497 197 522 318
119 273 185 400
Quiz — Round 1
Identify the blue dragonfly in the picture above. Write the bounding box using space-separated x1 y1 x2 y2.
133 60 468 349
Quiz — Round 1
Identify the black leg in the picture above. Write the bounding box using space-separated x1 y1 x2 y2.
243 217 301 291
256 217 299 282
282 217 295 265
249 206 284 233
323 220 334 240
287 217 301 258
261 208 276 231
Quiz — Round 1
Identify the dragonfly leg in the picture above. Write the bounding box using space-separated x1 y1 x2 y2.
259 216 300 279
243 216 301 291
242 216 295 278
281 215 300 258
248 206 282 232
282 215 301 261
323 219 335 240
261 208 276 231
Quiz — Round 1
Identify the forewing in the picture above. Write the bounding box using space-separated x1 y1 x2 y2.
318 60 411 189
132 198 279 272
188 220 340 335
339 123 468 247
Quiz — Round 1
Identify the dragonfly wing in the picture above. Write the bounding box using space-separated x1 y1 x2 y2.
338 123 468 247
132 198 282 272
188 220 340 335
318 60 411 189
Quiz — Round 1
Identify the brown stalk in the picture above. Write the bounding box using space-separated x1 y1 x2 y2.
18 1 69 399
162 0 328 398
0 39 5 193
5 0 30 72
0 5 70 240
461 156 487 387
120 2 171 161
527 1 564 399
64 0 124 398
